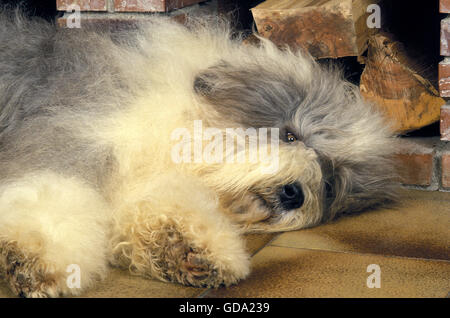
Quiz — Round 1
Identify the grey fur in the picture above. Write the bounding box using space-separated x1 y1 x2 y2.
194 57 398 220
0 10 141 188
0 9 397 220
0 9 402 297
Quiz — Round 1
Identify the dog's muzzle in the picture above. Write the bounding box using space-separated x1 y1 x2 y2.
279 183 304 211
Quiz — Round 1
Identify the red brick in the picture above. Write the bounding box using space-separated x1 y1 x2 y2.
114 0 205 12
394 138 438 187
57 12 146 29
441 0 450 13
442 152 450 188
439 59 450 97
57 0 107 11
441 105 450 141
395 154 434 186
56 2 217 29
441 17 450 56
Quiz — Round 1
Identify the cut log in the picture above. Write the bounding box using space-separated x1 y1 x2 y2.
251 0 381 59
360 33 445 134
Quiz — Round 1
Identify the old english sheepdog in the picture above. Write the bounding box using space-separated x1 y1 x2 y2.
0 10 397 297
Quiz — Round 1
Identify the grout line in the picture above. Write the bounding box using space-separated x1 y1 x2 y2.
197 232 449 298
196 288 211 299
267 243 450 263
107 0 115 13
250 233 283 257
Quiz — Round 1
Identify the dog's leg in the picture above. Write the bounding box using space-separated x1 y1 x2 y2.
110 174 250 288
0 172 110 297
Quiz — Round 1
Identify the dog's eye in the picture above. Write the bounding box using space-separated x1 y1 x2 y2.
286 132 297 143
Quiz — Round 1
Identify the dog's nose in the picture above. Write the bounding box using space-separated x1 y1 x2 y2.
279 183 304 210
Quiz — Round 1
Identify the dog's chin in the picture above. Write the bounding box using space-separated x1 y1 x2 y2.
222 193 272 225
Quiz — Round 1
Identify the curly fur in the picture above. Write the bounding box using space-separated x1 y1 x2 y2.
0 9 398 297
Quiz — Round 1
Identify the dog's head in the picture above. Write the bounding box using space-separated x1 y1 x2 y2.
190 40 398 233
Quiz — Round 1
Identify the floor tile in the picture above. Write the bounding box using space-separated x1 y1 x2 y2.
0 268 204 298
81 268 203 298
205 246 450 298
244 233 278 256
271 190 450 261
0 282 13 298
0 234 276 298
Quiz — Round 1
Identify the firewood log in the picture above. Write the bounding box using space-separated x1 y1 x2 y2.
360 33 445 133
251 0 381 59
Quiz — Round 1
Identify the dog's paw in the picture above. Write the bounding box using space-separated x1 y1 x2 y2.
0 241 62 298
165 245 242 288
177 248 220 287
141 222 249 288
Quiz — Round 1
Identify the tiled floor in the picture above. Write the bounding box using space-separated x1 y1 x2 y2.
0 189 448 298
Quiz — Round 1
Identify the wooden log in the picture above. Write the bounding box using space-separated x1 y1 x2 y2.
360 33 445 134
251 0 381 59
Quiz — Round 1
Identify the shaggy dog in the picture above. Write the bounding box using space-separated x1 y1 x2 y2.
0 10 397 297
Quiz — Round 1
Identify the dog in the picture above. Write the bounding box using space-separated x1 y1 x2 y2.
0 10 397 297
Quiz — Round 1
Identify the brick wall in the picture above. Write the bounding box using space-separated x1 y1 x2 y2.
56 0 206 12
431 1 450 191
395 137 450 191
56 0 218 29
439 0 450 142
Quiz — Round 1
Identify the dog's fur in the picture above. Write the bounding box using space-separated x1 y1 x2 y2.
0 10 397 297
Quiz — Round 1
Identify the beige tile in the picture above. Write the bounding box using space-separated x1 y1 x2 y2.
244 233 278 256
400 189 450 202
81 268 204 298
0 282 14 298
206 246 450 298
271 190 450 260
0 234 276 298
0 268 204 298
1 190 447 298
81 234 276 298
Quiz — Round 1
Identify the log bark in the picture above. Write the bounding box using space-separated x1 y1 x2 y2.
360 33 445 134
251 0 381 59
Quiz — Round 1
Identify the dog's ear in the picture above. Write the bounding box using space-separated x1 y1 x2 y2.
193 73 216 96
192 60 302 128
193 61 228 96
